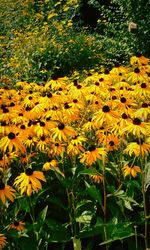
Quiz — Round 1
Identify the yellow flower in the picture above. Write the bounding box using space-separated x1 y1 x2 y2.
90 174 104 183
128 67 148 83
92 105 118 127
80 145 107 166
130 55 149 66
106 134 120 151
0 132 26 153
48 141 65 156
51 122 76 142
134 102 150 120
122 164 141 178
123 118 149 137
14 168 46 196
43 160 58 171
0 233 7 249
0 183 16 204
124 140 150 157
9 221 25 231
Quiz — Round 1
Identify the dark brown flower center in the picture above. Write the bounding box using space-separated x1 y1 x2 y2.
25 168 33 176
1 121 7 126
95 82 99 86
10 102 15 107
47 93 53 98
133 118 141 125
73 79 78 86
64 103 70 109
73 99 78 103
25 107 32 111
120 97 126 103
52 106 57 110
41 136 46 141
58 123 65 130
77 85 82 89
141 83 147 88
109 141 115 147
102 105 110 113
109 141 115 146
134 68 140 73
8 132 16 140
20 125 26 130
112 96 117 100
104 69 109 74
14 221 19 226
122 113 128 119
40 121 45 127
88 145 96 151
0 182 5 190
142 103 148 108
55 143 59 146
2 108 9 113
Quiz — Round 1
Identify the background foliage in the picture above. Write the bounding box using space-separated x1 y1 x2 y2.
0 0 150 249
1 0 150 84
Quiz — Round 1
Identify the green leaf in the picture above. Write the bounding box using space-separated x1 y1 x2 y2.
145 162 150 190
78 168 101 177
39 205 48 222
99 232 135 245
85 181 102 203
124 200 133 210
47 196 67 211
100 223 134 245
19 234 37 250
76 211 93 224
35 205 48 232
46 221 71 242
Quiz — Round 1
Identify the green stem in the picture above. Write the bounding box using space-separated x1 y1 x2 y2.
102 155 108 250
73 237 82 250
142 173 148 249
134 225 138 250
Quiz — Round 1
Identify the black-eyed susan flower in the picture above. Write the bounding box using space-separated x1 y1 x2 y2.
42 159 58 171
48 141 65 156
0 182 16 204
0 131 26 153
123 118 149 137
34 120 51 137
67 143 85 156
106 134 120 151
134 82 150 98
51 122 76 142
90 174 104 183
134 102 150 120
130 55 149 66
14 168 46 196
128 67 148 83
111 112 131 135
92 105 118 127
82 118 97 132
0 233 7 249
110 64 127 76
122 164 141 178
36 136 50 151
9 221 25 231
124 140 150 157
24 135 38 149
80 145 107 166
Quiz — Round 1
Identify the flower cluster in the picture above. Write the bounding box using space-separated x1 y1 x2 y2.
0 55 150 247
